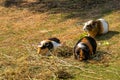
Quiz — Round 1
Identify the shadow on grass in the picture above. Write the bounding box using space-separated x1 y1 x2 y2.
88 50 112 66
55 70 74 80
53 45 73 58
96 31 120 41
1 0 120 20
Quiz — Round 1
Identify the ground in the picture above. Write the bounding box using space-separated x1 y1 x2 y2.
0 0 120 80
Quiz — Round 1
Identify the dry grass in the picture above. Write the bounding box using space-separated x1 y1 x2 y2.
0 0 120 80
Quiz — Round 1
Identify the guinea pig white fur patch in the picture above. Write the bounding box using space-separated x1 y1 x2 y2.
51 41 62 49
77 42 86 49
38 40 61 49
97 19 109 34
38 40 47 47
83 20 93 31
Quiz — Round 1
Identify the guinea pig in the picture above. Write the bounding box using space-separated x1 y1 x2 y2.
37 37 62 54
83 19 109 38
74 36 97 61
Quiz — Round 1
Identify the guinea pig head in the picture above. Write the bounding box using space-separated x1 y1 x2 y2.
37 40 53 54
83 20 98 31
75 43 90 61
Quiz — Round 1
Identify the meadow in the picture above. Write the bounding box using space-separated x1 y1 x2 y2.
0 0 120 80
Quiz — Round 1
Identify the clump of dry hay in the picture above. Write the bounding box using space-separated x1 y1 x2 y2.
53 45 73 58
55 70 74 79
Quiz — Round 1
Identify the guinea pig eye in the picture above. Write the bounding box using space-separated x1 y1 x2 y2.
86 25 90 28
92 21 97 26
86 25 89 28
45 43 50 47
90 25 93 28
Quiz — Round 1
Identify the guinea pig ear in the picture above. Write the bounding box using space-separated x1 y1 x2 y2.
45 42 50 47
92 21 98 27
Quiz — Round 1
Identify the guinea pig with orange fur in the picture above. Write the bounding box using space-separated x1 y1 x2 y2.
83 19 109 38
37 37 62 54
74 36 97 61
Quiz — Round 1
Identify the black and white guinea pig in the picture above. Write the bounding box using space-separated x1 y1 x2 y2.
37 37 62 54
83 19 109 38
74 36 97 61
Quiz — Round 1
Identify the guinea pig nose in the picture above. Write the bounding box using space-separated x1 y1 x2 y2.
83 27 86 30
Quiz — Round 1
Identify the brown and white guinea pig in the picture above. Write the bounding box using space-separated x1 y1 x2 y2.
74 36 97 61
83 19 109 38
37 37 62 54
